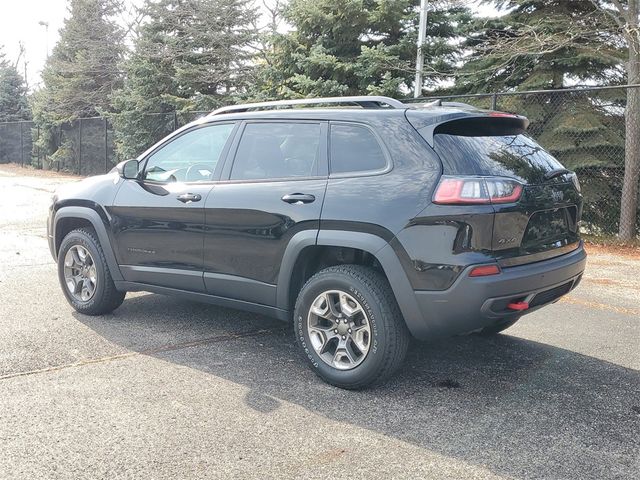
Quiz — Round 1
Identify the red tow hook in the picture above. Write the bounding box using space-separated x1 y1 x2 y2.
507 301 529 311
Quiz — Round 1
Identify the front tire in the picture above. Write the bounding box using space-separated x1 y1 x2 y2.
57 228 125 315
294 265 409 389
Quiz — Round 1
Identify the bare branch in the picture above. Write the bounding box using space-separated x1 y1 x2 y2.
587 0 625 29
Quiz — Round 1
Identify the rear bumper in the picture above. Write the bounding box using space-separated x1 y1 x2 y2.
408 243 586 339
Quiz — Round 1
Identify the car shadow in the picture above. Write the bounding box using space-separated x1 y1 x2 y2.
75 293 639 479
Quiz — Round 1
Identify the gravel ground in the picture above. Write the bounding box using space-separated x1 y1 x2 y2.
0 164 638 480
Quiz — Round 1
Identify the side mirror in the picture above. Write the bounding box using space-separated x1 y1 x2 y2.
116 159 140 179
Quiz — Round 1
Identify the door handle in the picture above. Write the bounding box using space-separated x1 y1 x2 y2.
281 193 316 205
176 193 202 203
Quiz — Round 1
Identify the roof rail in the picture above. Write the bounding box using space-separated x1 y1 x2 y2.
208 96 407 116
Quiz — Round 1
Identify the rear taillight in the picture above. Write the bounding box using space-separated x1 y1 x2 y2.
433 176 523 205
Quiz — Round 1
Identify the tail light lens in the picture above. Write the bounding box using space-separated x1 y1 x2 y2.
433 176 523 205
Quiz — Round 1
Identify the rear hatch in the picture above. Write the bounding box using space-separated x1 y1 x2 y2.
420 115 582 267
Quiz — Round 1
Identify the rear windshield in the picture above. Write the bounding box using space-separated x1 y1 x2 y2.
433 133 563 184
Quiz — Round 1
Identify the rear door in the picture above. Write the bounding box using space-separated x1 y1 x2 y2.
431 117 582 265
203 120 328 306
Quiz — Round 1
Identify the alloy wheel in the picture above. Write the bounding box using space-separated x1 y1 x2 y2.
306 289 372 370
63 245 98 302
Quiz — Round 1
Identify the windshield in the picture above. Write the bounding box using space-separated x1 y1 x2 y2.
434 134 564 184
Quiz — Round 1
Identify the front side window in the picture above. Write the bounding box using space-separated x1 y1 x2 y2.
230 122 321 180
143 123 235 182
330 124 387 174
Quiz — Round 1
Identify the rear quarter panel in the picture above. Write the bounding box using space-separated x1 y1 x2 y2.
320 115 441 239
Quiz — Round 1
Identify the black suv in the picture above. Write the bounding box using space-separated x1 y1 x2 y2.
48 96 586 388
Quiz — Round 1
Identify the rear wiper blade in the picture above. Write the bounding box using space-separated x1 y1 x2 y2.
544 168 572 181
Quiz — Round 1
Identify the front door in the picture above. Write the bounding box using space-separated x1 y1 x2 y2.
109 122 238 292
203 120 328 306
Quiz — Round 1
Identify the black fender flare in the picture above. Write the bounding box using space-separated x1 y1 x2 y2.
276 229 424 337
53 206 123 281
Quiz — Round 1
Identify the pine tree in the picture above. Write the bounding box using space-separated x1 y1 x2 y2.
456 1 627 234
110 0 258 159
0 48 30 122
585 0 640 240
251 0 471 100
31 0 125 171
458 1 623 92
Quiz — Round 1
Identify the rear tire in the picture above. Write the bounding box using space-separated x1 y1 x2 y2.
479 316 520 335
294 265 410 389
57 228 125 315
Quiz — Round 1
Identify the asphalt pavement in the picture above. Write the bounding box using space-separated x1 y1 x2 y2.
0 164 638 479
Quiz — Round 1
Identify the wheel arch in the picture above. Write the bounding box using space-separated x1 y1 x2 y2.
53 206 123 281
276 229 424 336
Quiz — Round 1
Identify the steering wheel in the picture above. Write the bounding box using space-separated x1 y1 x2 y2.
185 163 214 182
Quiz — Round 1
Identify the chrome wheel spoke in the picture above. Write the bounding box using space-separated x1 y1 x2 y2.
76 246 87 264
307 289 371 371
76 276 86 294
63 245 98 303
332 338 357 369
339 292 361 318
66 274 83 294
352 324 370 353
325 292 342 319
88 266 97 284
310 293 332 320
308 325 339 355
80 278 95 301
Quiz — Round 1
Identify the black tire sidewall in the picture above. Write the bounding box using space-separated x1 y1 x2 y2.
294 270 392 387
57 230 111 314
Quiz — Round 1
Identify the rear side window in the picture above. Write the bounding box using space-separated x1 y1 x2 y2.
230 122 321 180
330 124 387 174
434 133 563 184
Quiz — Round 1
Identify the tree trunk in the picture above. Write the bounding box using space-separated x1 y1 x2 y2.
619 2 640 240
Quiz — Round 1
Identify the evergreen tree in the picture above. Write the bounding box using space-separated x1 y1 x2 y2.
0 48 30 122
110 0 258 159
458 1 623 92
585 0 640 240
31 0 125 171
251 0 471 99
457 1 627 233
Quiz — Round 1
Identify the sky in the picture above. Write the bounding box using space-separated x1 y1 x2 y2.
0 0 500 90
0 0 141 89
0 0 69 88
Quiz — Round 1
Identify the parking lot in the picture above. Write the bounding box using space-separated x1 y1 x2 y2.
0 164 638 479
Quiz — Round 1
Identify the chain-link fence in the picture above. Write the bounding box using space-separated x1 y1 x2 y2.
0 112 210 175
0 120 38 168
0 86 638 237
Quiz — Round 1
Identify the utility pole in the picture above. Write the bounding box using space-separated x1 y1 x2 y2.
38 21 50 59
414 0 428 99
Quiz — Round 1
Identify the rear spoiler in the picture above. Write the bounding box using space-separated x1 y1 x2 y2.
406 110 529 146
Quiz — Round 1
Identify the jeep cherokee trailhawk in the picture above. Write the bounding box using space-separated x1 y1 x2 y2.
48 96 586 388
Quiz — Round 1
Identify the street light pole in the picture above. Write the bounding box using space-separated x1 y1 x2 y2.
38 21 49 59
414 0 428 99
